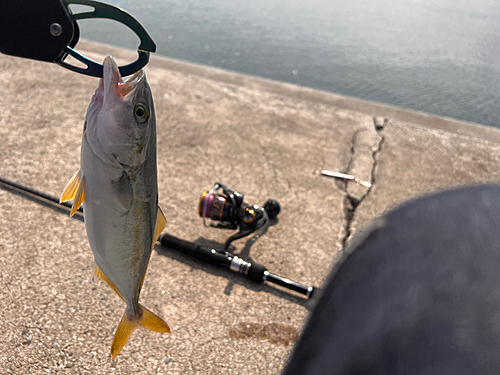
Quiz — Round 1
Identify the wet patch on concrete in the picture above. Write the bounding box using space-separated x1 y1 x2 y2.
229 322 298 346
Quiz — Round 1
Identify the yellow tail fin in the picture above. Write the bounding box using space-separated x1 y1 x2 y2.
111 304 170 359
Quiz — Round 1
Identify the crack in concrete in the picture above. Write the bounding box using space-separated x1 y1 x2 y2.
345 129 362 174
261 147 279 182
340 133 360 248
340 117 386 247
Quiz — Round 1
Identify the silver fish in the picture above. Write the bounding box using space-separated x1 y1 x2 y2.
60 55 170 359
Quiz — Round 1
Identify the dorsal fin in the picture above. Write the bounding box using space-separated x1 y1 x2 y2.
153 206 167 245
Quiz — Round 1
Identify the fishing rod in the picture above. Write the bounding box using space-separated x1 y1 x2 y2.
0 176 82 213
0 177 316 299
159 233 314 298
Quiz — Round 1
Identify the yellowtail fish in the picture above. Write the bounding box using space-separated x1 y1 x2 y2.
60 55 170 359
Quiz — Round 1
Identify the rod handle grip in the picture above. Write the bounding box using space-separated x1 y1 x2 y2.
159 234 230 268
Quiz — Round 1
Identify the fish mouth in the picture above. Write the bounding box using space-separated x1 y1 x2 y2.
102 55 145 101
120 69 144 97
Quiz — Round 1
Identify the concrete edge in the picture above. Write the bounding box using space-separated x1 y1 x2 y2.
77 39 500 144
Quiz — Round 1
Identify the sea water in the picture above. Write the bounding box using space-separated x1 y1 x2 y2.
77 0 500 128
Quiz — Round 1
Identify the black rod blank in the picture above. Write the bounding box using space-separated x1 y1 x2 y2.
0 176 82 213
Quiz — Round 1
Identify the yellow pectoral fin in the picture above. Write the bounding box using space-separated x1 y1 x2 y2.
111 304 170 359
92 264 125 302
60 169 82 202
70 177 85 217
60 169 85 217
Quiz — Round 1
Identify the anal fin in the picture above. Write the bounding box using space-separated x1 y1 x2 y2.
92 264 125 302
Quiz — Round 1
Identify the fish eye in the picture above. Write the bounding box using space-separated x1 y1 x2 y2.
134 104 149 123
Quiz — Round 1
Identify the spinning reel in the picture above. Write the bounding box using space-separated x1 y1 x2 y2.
198 183 280 251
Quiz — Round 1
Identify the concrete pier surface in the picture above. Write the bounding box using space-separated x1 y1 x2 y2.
1 40 500 374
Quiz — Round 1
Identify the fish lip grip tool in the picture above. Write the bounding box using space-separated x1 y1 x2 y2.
59 0 156 77
0 0 155 77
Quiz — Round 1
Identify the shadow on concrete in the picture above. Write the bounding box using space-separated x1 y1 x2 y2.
201 217 279 258
155 236 313 310
237 217 279 259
